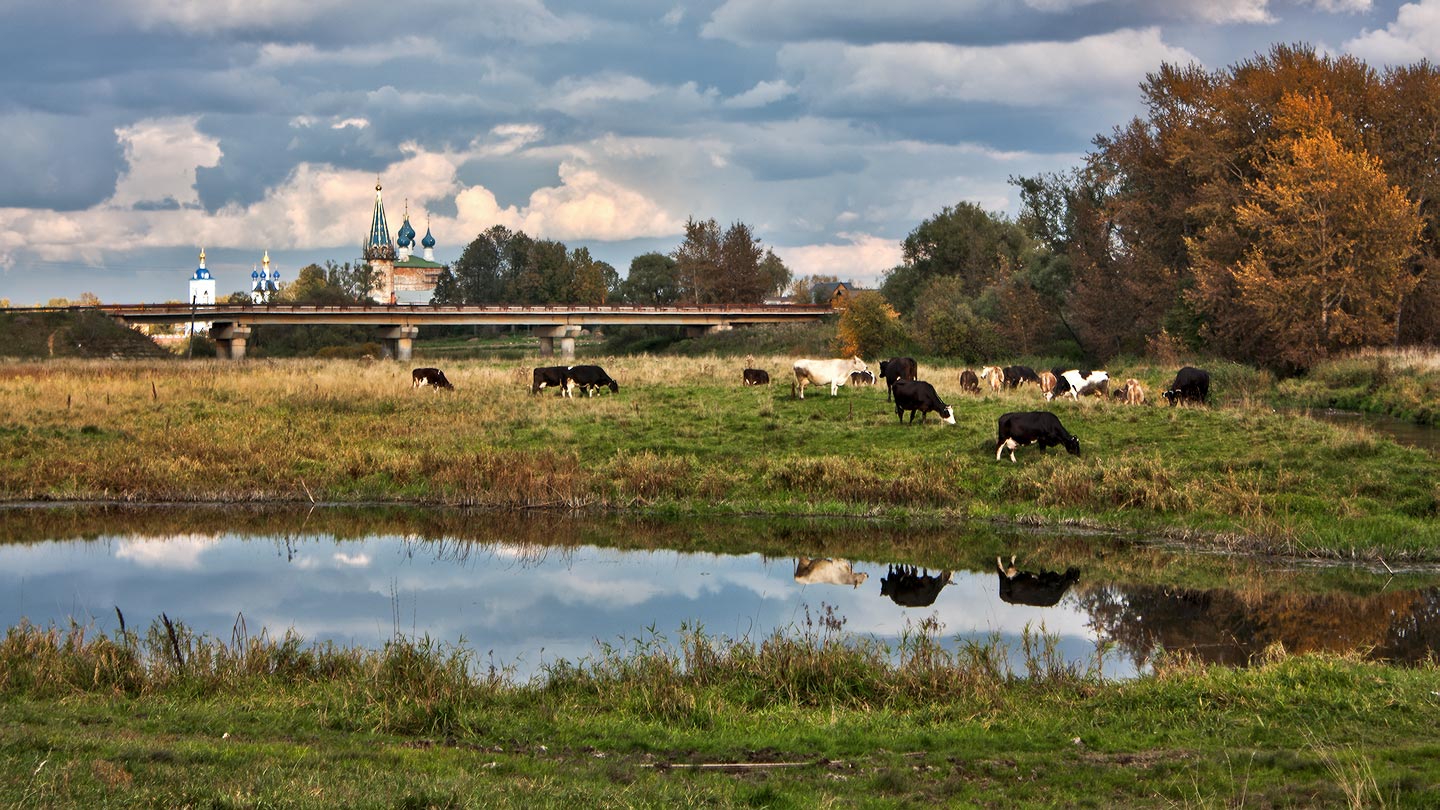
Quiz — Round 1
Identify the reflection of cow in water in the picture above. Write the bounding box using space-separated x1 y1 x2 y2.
794 557 868 588
880 565 952 607
996 556 1081 607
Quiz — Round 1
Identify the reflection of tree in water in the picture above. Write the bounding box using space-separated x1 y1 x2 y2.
1079 584 1440 668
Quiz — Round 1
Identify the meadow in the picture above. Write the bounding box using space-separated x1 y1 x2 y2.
1 353 1436 560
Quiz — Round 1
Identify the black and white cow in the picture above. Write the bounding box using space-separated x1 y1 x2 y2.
531 365 570 396
891 380 956 425
880 565 952 608
411 367 454 390
850 370 877 386
1162 366 1210 406
996 556 1082 607
1047 368 1109 401
565 364 620 396
995 411 1081 462
878 356 918 401
743 368 771 386
1003 365 1041 389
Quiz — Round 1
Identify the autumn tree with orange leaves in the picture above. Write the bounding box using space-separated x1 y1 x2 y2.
1189 94 1421 368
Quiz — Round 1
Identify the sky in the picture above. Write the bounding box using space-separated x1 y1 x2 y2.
1 0 1436 305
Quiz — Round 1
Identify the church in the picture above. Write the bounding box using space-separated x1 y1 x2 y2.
361 181 445 304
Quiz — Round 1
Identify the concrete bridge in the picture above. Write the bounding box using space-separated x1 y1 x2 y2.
95 302 834 360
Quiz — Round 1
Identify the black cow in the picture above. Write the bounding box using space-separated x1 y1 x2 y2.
743 368 771 386
996 411 1080 462
880 565 952 608
1162 366 1210 406
959 369 980 393
411 367 454 390
850 370 877 386
566 364 619 396
997 556 1081 607
892 380 955 425
532 365 570 396
1003 365 1041 388
878 357 918 401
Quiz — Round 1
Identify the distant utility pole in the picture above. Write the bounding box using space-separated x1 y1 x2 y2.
188 294 197 359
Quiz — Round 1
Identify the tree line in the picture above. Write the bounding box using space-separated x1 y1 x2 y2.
430 217 791 307
876 44 1438 370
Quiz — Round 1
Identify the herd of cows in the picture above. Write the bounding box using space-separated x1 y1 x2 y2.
793 554 1082 608
411 356 1211 463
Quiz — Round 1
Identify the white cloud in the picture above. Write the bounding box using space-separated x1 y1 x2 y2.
109 117 222 209
257 37 441 68
778 233 903 288
1344 0 1440 63
1304 0 1372 11
779 28 1199 108
126 0 344 33
661 5 685 27
723 80 796 109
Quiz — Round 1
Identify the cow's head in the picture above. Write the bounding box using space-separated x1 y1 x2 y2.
1064 435 1081 456
1161 389 1177 406
850 356 867 371
607 381 620 393
940 406 956 425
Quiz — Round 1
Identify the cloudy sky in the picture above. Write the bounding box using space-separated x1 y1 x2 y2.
1 0 1435 304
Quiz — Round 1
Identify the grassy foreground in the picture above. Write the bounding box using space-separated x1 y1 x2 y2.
1 355 1436 559
3 620 1438 808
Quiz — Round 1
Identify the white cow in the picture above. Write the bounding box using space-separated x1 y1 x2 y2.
792 356 867 398
979 365 1004 392
794 557 868 588
1046 369 1110 401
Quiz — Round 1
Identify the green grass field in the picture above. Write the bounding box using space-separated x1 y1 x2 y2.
1 355 1436 559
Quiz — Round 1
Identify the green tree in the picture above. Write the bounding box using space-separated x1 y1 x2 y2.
881 202 1034 315
759 249 791 299
620 252 681 304
674 217 722 304
790 274 838 305
907 276 999 361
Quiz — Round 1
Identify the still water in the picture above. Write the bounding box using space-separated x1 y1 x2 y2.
2 510 1436 681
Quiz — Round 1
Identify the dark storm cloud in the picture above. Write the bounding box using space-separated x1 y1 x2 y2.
0 112 124 210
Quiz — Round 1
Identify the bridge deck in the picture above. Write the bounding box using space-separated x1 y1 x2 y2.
88 303 832 327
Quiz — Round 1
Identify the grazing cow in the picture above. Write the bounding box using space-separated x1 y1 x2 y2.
959 369 980 393
1162 366 1210 406
411 367 454 390
1003 365 1042 389
793 557 868 588
1046 369 1109 401
850 370 877 386
979 366 1004 392
880 565 952 608
996 411 1081 462
891 380 956 425
878 357 918 401
1123 378 1146 405
792 357 867 398
743 368 771 386
565 364 619 396
1038 371 1057 397
996 556 1082 607
531 365 570 396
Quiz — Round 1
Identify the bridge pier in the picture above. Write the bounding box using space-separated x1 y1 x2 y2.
210 323 252 360
377 325 420 361
686 323 733 339
535 325 583 360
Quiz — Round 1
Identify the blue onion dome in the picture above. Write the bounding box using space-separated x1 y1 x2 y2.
193 267 211 280
421 226 435 249
251 269 260 280
397 216 416 248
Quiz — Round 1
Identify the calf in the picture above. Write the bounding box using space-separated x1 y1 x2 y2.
1162 366 1210 406
411 367 454 390
792 356 867 398
850 370 877 386
565 364 619 396
1003 365 1041 389
891 379 956 425
979 365 1004 392
1123 378 1146 405
959 369 980 393
531 365 570 396
743 368 771 386
878 357 918 401
995 411 1081 462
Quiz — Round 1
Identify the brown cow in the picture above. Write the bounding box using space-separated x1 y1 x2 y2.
959 369 980 393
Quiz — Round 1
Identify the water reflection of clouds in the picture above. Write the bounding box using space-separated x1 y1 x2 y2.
0 534 1121 680
114 533 221 570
